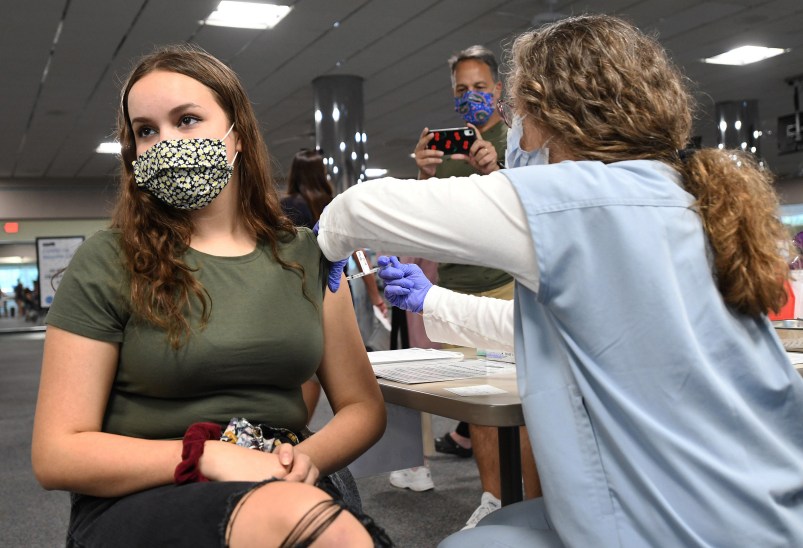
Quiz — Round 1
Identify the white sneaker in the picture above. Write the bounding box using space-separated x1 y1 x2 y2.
462 491 501 529
388 466 434 492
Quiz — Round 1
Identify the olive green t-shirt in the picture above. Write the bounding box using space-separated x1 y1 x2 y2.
435 121 514 294
46 228 327 439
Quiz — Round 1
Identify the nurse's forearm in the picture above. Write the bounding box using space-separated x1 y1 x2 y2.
317 180 445 262
422 286 515 352
317 175 540 295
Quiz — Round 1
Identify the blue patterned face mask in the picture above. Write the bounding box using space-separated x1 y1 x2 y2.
505 115 550 168
132 124 237 210
454 90 495 126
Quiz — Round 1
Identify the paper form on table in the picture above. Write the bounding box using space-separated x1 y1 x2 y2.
370 358 513 384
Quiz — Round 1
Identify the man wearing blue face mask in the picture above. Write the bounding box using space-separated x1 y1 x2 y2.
414 45 506 181
397 45 541 531
413 46 512 304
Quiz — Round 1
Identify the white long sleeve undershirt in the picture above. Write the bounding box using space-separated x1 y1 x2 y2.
317 171 539 351
422 285 516 352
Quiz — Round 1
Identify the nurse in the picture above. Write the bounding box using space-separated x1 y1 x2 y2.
317 14 803 547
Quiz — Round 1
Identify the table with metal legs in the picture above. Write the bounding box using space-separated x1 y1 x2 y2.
376 363 525 506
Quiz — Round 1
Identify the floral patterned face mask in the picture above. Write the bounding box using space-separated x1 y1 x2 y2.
132 124 238 210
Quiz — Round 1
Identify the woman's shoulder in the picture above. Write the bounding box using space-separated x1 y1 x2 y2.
294 226 316 241
267 228 326 290
78 228 119 243
73 229 123 260
60 230 127 282
269 227 321 260
279 226 318 250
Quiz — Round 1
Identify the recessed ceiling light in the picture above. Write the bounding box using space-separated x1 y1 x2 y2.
702 45 788 66
96 142 121 154
203 1 291 30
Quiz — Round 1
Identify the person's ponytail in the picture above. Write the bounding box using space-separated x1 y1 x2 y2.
681 148 789 316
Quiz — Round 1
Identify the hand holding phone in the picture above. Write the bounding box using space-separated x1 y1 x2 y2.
426 127 477 155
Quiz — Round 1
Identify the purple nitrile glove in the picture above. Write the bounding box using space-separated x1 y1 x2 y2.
313 220 348 293
377 256 432 313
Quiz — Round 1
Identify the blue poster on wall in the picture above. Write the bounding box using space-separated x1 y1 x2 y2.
36 236 84 309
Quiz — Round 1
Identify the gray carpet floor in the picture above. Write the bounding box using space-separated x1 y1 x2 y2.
0 328 485 548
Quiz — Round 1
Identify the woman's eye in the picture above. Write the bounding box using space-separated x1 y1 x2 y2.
179 115 200 127
136 127 155 138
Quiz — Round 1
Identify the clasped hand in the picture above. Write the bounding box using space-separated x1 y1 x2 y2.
201 440 319 485
376 256 432 313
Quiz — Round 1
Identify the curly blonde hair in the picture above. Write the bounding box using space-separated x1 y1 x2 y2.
507 15 788 316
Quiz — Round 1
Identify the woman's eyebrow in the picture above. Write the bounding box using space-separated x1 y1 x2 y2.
131 103 204 125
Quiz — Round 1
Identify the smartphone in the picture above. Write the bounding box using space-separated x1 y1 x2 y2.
427 127 476 155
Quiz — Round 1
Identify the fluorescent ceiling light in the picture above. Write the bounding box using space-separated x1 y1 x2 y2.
365 168 388 178
203 1 291 30
702 45 788 65
96 142 121 154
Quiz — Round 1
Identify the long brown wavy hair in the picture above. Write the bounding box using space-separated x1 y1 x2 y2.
285 149 334 221
508 15 788 316
112 44 301 348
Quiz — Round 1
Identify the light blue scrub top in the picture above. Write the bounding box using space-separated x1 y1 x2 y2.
504 160 803 546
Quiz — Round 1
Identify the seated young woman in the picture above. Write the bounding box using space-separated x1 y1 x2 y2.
31 44 390 548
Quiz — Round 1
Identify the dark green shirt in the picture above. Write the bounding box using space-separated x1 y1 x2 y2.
46 229 327 438
435 121 513 294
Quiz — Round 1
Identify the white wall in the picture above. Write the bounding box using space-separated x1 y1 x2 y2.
0 178 116 221
0 178 114 251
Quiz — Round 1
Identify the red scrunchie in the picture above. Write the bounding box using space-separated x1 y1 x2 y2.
174 422 223 485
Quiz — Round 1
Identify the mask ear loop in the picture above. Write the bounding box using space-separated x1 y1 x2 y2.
222 123 238 168
518 114 554 151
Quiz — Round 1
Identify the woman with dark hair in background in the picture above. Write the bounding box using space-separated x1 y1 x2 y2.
281 148 334 230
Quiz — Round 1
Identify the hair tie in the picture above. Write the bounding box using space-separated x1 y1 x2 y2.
174 422 223 484
677 148 697 162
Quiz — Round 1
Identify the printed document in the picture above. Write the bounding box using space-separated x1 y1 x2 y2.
371 357 513 384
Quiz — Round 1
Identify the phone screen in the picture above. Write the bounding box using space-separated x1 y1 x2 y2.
427 127 476 155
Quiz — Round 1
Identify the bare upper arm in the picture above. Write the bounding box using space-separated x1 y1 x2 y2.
316 274 383 413
33 326 118 447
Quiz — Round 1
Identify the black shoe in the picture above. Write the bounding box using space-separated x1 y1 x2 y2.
434 432 473 458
